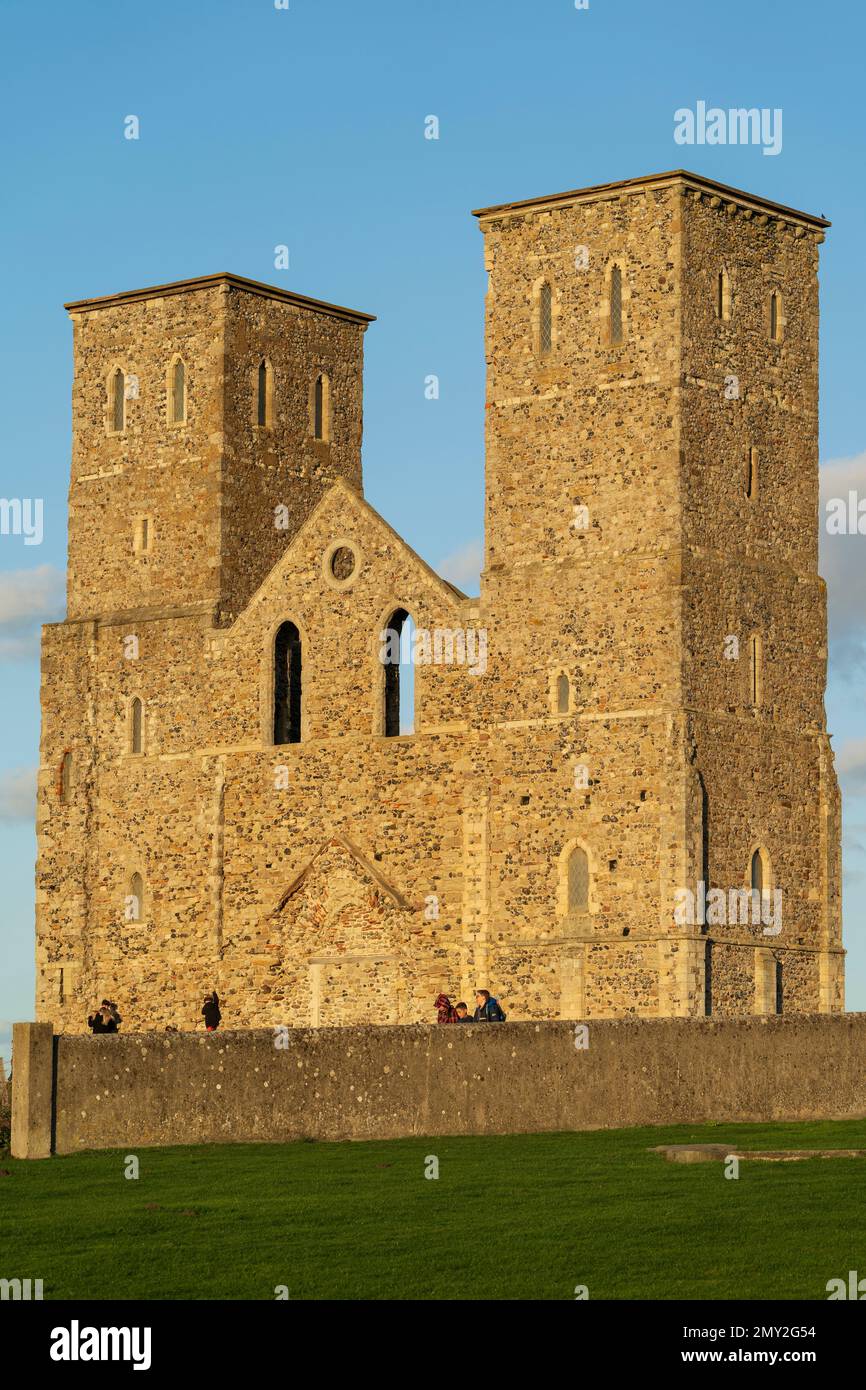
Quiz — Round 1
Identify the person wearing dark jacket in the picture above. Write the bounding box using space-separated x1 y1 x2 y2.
434 993 458 1024
202 992 221 1031
473 989 506 1022
454 1002 474 1023
88 1000 120 1034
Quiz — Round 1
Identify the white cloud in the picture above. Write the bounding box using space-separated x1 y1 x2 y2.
437 538 482 593
820 451 866 681
836 738 866 797
0 565 65 659
842 821 866 856
0 766 37 823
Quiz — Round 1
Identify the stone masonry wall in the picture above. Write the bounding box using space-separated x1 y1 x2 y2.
11 1015 866 1158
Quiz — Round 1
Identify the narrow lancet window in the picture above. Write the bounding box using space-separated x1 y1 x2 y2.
751 848 764 895
539 282 552 357
273 622 302 745
128 872 144 923
567 846 590 913
60 751 73 803
747 447 758 500
749 634 762 708
111 369 125 433
382 608 410 737
313 374 329 440
257 360 269 427
610 266 623 344
170 358 186 423
130 697 144 754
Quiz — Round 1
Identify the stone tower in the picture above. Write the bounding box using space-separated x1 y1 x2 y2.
473 170 842 1014
65 274 373 624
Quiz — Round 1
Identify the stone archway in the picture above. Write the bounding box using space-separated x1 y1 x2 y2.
266 836 417 1026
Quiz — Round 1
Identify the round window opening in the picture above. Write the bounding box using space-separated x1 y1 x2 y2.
330 545 356 582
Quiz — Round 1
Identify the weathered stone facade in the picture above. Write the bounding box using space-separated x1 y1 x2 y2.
35 172 843 1032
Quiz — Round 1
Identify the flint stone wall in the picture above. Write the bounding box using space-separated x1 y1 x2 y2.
13 1014 866 1157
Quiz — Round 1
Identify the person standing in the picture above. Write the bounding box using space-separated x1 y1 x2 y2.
473 989 506 1022
88 1000 120 1034
88 1000 120 1033
202 991 222 1031
87 1003 108 1034
434 993 458 1024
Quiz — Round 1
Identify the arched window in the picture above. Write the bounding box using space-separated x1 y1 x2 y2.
127 871 144 924
769 290 782 343
751 844 772 888
746 447 758 501
751 847 764 894
382 608 412 737
59 751 73 804
169 358 186 423
556 672 570 714
750 846 771 926
110 368 125 433
567 846 590 913
257 359 272 427
273 622 302 745
538 281 553 357
130 697 144 754
717 269 731 321
749 634 762 708
313 373 330 441
609 265 623 345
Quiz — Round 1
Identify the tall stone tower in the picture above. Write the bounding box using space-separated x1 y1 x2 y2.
473 171 842 1015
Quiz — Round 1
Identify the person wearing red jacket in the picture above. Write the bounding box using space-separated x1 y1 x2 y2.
434 993 458 1024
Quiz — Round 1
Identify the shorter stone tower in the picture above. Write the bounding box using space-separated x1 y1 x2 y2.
64 274 373 623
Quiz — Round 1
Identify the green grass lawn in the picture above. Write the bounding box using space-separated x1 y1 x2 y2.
2 1118 865 1300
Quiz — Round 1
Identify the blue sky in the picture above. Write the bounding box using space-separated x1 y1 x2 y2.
2 0 865 1061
